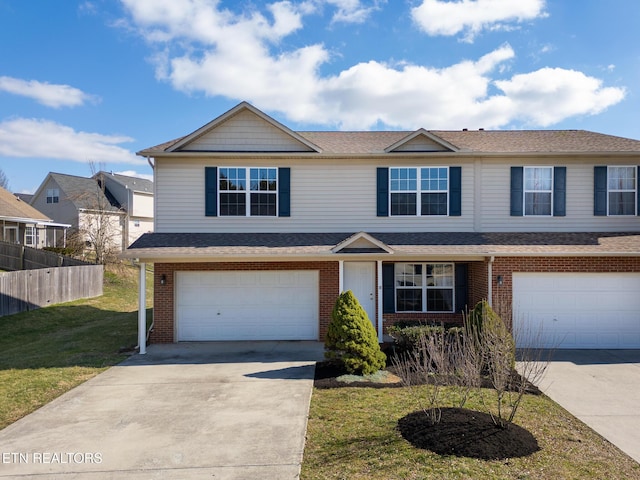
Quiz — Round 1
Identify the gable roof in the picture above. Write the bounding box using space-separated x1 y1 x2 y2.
0 186 51 222
97 171 153 193
138 102 640 157
160 101 322 154
48 173 122 213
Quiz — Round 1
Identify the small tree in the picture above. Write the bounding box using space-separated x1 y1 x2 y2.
325 290 386 375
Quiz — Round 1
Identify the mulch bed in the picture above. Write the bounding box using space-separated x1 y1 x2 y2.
314 356 542 459
398 408 540 459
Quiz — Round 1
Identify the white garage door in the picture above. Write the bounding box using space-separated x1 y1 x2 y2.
176 271 319 341
513 273 640 349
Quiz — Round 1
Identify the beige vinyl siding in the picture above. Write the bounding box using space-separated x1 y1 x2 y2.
184 110 313 152
30 177 79 228
154 157 475 233
478 156 640 232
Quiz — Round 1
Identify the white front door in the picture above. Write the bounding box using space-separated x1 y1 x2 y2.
344 262 376 327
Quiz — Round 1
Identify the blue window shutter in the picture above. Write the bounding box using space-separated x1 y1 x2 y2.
382 263 395 313
553 166 566 216
449 166 462 216
594 166 607 216
637 166 640 216
377 167 389 217
510 167 523 216
454 263 468 313
205 166 217 217
278 167 291 217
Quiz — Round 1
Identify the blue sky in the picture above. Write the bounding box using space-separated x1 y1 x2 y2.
1 0 638 194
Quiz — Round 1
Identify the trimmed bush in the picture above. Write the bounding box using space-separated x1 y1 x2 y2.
325 290 386 375
388 324 463 355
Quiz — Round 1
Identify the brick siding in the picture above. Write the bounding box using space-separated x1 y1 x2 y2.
152 261 339 343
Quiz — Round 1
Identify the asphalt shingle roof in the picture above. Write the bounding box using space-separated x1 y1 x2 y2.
0 186 50 221
124 232 640 259
99 172 153 193
142 129 640 155
50 173 121 213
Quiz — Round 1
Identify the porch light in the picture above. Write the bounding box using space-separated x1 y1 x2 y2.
497 275 503 286
160 274 167 285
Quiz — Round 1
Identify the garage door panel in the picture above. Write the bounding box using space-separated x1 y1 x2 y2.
514 273 640 349
176 271 319 341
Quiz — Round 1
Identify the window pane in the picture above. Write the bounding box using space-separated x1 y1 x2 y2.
421 167 448 191
397 289 422 311
525 167 552 190
609 167 636 190
219 193 246 216
391 168 417 191
427 264 454 286
391 193 417 215
220 168 246 191
421 192 447 215
250 168 277 191
427 289 453 312
395 263 422 287
525 192 552 215
250 193 277 216
609 192 636 215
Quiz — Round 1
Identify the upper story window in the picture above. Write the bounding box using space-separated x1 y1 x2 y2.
46 188 59 204
524 167 553 216
218 167 277 217
390 167 449 216
608 166 637 215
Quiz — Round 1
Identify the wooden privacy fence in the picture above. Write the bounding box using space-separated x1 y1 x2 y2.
0 241 89 271
0 265 103 317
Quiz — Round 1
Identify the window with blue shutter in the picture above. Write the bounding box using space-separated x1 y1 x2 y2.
512 166 565 216
205 166 217 216
377 168 389 217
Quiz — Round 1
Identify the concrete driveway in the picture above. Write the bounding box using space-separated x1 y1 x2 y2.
532 349 640 464
0 341 325 479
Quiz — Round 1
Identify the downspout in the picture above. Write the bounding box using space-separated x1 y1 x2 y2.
487 256 495 308
137 261 147 354
377 260 383 343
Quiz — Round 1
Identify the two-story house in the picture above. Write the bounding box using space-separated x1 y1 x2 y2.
97 172 154 246
124 102 640 349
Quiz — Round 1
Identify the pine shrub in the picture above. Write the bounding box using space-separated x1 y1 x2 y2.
325 290 386 375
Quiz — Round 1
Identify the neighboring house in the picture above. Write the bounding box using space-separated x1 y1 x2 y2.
0 186 69 248
95 172 154 245
124 102 640 349
31 172 125 254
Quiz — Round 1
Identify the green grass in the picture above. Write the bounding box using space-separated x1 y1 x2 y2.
0 265 152 429
302 387 640 480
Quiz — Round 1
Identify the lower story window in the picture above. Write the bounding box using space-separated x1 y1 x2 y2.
25 226 35 246
395 263 454 312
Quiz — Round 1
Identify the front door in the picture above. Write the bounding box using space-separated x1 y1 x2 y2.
344 262 376 328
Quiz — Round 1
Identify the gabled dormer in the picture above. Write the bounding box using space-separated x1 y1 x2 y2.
165 102 322 153
384 128 459 153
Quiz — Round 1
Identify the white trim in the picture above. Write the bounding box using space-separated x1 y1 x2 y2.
384 128 459 153
377 260 383 343
138 262 146 355
389 166 450 217
339 260 344 293
607 165 637 216
394 262 456 313
218 166 279 217
166 101 322 153
523 166 554 217
332 231 394 254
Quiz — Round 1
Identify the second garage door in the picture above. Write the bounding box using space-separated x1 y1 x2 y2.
176 271 319 341
513 273 640 349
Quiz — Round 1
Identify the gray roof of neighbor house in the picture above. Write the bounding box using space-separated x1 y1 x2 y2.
0 186 51 222
49 173 121 213
98 172 153 193
141 129 640 155
123 231 640 259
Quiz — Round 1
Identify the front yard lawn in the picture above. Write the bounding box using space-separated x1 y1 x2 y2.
0 266 152 430
302 386 640 479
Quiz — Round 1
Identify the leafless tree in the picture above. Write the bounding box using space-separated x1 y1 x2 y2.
70 162 124 264
0 168 9 190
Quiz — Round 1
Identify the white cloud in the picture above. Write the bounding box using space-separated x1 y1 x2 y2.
114 170 154 181
411 0 547 42
0 76 99 108
118 0 625 130
324 0 382 24
0 118 144 164
494 68 626 126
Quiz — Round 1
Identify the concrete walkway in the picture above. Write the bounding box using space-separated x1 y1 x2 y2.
0 341 325 479
532 349 640 464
